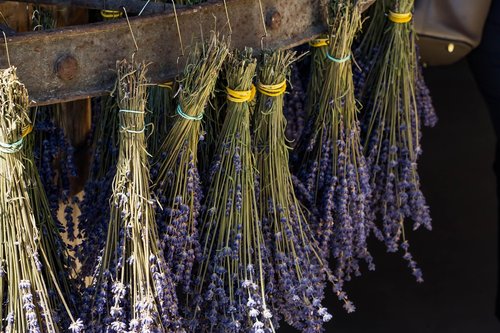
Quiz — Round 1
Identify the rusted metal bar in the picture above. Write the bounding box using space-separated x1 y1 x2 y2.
0 0 374 106
3 0 174 14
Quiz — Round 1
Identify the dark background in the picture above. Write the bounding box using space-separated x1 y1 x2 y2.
310 60 500 333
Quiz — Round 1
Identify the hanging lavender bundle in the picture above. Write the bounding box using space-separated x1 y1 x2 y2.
76 96 120 283
255 50 355 331
0 66 83 333
360 0 431 281
154 33 228 291
88 59 182 332
354 0 437 127
190 49 274 332
296 0 375 284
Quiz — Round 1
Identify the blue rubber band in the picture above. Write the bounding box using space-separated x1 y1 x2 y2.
326 52 351 63
0 137 24 154
176 104 203 121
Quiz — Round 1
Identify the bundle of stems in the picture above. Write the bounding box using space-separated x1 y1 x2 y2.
76 96 120 284
0 67 82 333
255 49 355 331
190 48 274 332
354 0 437 128
297 0 375 284
154 32 228 291
360 0 431 281
89 59 182 332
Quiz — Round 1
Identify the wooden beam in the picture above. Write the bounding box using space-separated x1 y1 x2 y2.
0 0 375 106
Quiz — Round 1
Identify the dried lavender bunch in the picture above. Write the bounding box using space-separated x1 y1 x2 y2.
296 1 375 284
154 33 228 293
88 59 182 332
255 50 356 331
354 0 437 127
77 96 120 284
190 48 275 332
360 0 431 281
0 67 82 333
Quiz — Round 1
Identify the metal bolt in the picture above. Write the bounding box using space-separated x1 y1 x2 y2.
55 54 79 81
267 10 282 30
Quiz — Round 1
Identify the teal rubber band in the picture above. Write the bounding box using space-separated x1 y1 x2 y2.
176 104 203 121
0 137 24 154
119 109 145 114
326 52 351 63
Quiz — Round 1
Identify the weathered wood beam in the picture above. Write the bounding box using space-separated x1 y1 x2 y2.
0 0 375 106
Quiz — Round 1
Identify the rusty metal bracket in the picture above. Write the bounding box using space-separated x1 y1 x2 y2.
0 0 374 106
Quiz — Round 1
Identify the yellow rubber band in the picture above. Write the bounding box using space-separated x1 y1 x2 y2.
257 80 287 97
309 38 329 48
388 11 412 23
158 82 174 89
101 10 123 19
227 84 256 103
22 125 33 138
